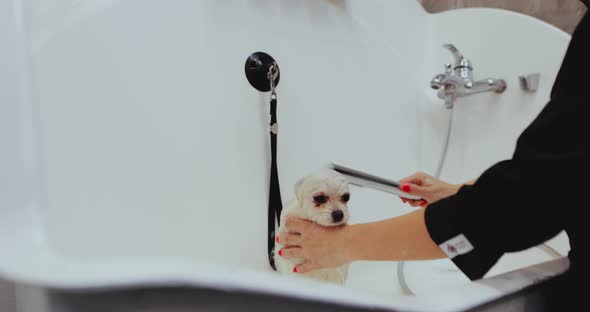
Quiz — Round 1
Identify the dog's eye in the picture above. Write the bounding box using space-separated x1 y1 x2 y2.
341 193 350 203
313 195 327 205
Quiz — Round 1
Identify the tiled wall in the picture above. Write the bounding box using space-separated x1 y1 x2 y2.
419 0 588 34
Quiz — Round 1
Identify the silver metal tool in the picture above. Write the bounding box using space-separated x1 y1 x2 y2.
328 163 422 200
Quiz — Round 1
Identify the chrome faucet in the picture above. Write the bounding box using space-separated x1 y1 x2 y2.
431 44 506 108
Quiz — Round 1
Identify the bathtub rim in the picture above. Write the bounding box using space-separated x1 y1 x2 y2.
0 244 570 312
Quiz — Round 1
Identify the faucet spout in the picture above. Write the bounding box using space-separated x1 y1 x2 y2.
465 78 507 95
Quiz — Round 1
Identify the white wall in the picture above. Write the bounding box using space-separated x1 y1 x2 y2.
0 0 43 310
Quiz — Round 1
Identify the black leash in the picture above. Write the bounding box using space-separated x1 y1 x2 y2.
243 52 284 270
267 65 283 271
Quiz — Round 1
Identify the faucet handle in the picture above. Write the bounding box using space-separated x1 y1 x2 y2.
442 44 463 67
443 43 473 80
442 44 472 71
443 44 461 56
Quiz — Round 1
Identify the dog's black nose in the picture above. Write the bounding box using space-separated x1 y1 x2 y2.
332 210 344 223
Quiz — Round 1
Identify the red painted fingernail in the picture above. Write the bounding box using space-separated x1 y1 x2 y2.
293 267 298 273
401 184 411 192
278 249 283 256
276 236 280 243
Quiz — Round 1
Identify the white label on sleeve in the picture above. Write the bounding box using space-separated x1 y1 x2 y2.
439 234 474 259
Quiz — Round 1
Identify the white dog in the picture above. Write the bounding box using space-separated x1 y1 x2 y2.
274 168 351 284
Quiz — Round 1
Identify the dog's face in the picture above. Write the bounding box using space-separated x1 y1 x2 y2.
295 169 350 226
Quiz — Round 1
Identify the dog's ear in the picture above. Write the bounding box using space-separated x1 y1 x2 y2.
294 177 306 203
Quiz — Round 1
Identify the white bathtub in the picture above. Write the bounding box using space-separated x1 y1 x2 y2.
0 0 572 311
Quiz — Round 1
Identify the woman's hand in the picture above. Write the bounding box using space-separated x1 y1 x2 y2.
276 217 351 273
399 172 462 207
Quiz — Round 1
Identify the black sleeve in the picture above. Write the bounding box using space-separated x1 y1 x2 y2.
424 159 565 280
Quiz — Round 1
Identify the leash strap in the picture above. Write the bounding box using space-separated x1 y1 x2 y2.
267 66 283 271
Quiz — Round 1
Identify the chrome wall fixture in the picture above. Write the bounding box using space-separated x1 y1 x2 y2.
519 73 541 93
430 44 507 108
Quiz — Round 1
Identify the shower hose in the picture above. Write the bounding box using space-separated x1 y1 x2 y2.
396 105 563 296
